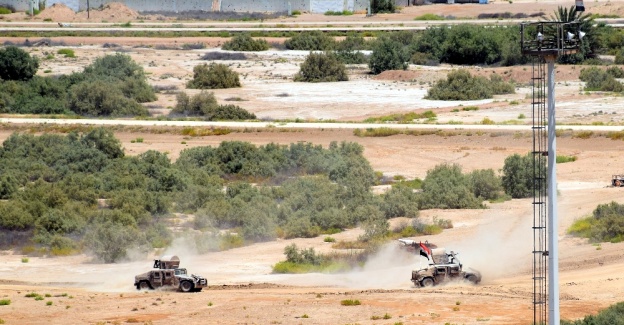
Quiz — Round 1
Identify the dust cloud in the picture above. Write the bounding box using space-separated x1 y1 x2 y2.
444 207 534 283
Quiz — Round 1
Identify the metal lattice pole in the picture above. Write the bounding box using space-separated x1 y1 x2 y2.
531 54 548 325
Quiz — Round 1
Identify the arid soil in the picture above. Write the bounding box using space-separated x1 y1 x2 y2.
2 1 624 324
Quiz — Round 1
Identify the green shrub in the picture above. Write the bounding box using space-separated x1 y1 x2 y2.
426 70 515 100
414 13 445 20
173 91 255 120
187 63 241 89
419 164 482 209
369 37 409 74
501 153 546 198
82 53 156 102
561 301 624 325
340 299 361 306
410 52 438 66
325 10 353 16
0 46 40 81
381 186 419 218
0 299 10 306
606 66 624 78
0 7 12 14
68 79 148 117
556 155 577 163
371 0 396 13
291 10 301 15
354 127 401 137
222 34 269 51
579 66 624 92
294 52 348 82
285 31 336 51
567 202 624 243
468 169 503 201
615 47 624 64
57 48 75 58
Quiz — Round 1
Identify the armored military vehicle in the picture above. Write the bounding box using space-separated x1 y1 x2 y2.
134 255 207 292
410 250 481 287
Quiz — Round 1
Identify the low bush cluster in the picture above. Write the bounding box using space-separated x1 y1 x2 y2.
0 132 387 261
221 34 269 51
0 52 154 116
187 63 241 89
567 201 624 243
294 52 348 82
172 91 256 120
284 31 337 51
579 66 624 92
426 69 515 100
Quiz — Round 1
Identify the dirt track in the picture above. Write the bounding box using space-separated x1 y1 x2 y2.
2 1 624 324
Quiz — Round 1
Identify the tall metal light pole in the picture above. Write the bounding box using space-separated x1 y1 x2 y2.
520 19 583 325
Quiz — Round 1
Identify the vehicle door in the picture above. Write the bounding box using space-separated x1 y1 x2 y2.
449 265 461 279
163 270 174 286
434 266 448 283
150 271 163 287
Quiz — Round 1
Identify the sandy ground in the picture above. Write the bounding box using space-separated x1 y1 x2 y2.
3 1 624 324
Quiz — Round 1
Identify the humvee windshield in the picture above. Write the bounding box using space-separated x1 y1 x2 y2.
175 268 187 276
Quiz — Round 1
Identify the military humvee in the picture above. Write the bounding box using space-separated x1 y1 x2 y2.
411 251 481 287
134 255 207 292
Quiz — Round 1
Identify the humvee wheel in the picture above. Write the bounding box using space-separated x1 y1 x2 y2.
466 274 479 284
421 278 434 287
137 281 152 290
180 281 194 292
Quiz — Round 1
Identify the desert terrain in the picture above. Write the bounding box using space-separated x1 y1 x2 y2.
2 1 624 324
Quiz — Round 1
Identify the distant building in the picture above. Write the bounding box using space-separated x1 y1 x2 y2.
2 0 422 14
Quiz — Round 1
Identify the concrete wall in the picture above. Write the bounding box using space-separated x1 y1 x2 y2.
78 0 214 12
219 0 307 13
1 0 35 11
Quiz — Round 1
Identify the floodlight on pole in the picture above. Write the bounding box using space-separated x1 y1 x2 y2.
579 31 586 40
537 32 544 42
566 32 575 41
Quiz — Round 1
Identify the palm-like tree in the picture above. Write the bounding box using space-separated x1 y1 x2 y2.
549 5 597 63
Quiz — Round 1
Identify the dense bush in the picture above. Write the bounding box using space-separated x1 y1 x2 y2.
579 66 624 92
187 63 241 89
332 35 370 64
380 185 419 219
172 91 256 120
501 153 546 198
371 0 395 13
68 79 149 116
0 53 154 116
368 36 409 74
419 164 483 209
221 34 269 51
468 169 504 201
410 25 524 66
615 47 624 64
568 201 624 243
426 70 515 100
294 52 348 82
0 46 39 81
561 301 624 325
284 31 336 51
